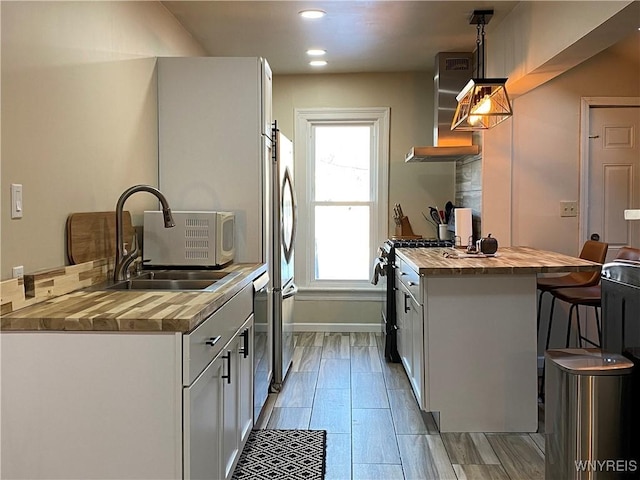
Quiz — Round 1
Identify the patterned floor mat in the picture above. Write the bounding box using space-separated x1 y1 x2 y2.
232 429 327 480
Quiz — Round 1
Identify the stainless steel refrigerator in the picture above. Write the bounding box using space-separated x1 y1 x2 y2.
271 126 297 391
157 56 296 414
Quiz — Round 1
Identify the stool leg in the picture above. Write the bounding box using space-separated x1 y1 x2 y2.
545 296 557 351
540 294 557 404
537 290 546 336
595 306 602 347
576 306 584 348
565 304 577 348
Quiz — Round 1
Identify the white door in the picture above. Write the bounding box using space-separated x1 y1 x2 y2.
587 106 640 262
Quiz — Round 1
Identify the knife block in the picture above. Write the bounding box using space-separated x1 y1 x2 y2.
395 216 419 238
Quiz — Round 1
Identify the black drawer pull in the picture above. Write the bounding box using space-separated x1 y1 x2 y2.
222 352 232 384
205 336 221 347
239 329 250 358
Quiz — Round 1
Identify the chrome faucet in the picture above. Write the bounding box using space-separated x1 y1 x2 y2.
114 185 175 281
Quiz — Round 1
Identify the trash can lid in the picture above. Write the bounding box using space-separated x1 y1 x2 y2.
545 348 634 375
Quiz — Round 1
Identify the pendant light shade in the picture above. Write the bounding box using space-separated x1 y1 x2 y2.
451 78 512 130
451 10 512 131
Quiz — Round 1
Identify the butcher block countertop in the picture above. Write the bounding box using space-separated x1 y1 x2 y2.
396 246 602 276
1 263 266 333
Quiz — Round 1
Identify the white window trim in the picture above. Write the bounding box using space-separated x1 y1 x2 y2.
294 107 390 297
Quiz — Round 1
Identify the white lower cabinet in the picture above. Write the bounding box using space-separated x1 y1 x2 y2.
184 315 254 480
1 285 255 480
395 282 409 372
395 259 425 409
409 293 424 407
221 339 240 480
238 324 254 446
184 355 225 479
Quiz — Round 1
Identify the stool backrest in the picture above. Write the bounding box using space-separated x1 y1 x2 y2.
565 240 608 286
615 246 640 262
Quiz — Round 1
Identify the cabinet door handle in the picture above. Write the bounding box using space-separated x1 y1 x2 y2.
404 293 410 313
239 329 250 358
205 335 221 347
408 281 416 287
222 352 232 384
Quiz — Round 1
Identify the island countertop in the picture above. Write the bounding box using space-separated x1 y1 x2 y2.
1 263 267 333
396 246 602 276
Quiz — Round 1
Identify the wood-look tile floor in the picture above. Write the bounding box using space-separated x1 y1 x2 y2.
256 332 545 480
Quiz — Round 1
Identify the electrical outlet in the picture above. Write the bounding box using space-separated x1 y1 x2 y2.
12 266 24 279
560 201 578 217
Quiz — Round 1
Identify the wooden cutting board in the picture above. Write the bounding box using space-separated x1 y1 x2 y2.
66 211 135 265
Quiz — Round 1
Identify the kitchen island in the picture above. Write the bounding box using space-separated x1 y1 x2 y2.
394 246 600 433
1 262 267 480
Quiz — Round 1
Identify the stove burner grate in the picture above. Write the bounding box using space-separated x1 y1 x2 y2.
387 239 453 248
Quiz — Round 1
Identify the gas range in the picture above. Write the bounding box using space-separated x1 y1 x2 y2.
377 237 452 364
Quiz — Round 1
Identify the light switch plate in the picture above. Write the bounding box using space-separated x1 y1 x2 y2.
624 209 640 220
560 201 578 217
11 183 23 219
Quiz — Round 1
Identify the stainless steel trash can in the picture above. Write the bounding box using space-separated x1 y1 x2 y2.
545 348 634 479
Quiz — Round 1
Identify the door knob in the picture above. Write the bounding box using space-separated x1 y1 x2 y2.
590 233 600 241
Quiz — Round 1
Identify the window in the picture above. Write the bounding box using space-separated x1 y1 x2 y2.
295 108 389 295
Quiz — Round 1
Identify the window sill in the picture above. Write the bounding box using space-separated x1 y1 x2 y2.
295 287 383 302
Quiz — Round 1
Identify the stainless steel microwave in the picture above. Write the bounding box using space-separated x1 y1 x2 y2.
143 211 235 267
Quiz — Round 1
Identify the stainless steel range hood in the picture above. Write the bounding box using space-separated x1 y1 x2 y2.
406 52 480 162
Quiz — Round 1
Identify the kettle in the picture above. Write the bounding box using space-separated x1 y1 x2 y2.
476 234 498 255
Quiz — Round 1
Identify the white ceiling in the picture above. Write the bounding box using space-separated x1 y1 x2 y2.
162 1 520 74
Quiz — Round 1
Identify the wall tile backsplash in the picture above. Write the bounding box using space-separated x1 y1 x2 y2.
455 154 482 241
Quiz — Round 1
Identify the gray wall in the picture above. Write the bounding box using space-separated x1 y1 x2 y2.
273 72 456 329
1 1 206 279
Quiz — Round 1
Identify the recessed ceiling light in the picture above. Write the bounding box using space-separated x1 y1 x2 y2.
306 49 327 57
309 60 328 67
299 9 326 19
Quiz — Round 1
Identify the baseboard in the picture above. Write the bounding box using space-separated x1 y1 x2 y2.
292 323 383 333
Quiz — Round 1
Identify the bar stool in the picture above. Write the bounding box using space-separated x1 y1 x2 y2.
548 285 602 348
536 240 608 335
537 240 607 402
547 247 640 349
539 246 640 401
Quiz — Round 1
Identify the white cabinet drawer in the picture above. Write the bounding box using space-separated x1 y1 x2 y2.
183 284 252 386
396 258 421 304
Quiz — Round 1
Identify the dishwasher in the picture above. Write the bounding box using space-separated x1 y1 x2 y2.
252 272 271 424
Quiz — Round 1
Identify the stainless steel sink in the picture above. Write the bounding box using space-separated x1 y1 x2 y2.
95 269 241 292
106 279 217 291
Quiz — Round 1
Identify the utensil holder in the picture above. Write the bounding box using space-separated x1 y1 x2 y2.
438 224 450 241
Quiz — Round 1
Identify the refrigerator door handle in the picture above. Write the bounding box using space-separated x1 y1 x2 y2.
281 166 297 264
283 283 298 299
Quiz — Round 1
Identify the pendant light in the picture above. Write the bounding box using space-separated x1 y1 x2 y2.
451 10 512 131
